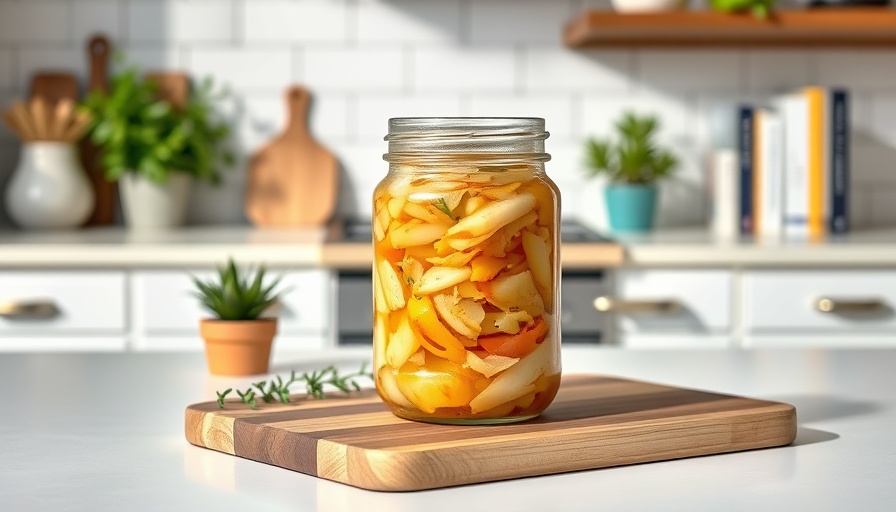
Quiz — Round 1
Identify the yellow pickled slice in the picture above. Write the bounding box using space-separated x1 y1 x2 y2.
445 193 536 239
406 295 467 364
480 211 538 257
378 366 415 409
481 270 545 317
403 202 451 225
414 266 472 296
470 255 505 282
454 281 485 301
377 259 406 311
386 313 421 369
432 293 485 339
389 220 449 249
374 313 388 370
394 365 476 413
464 351 519 378
480 182 521 200
373 269 389 314
404 244 439 261
407 348 426 366
522 230 552 305
426 248 481 268
479 311 534 335
399 256 425 285
387 196 406 218
468 339 552 414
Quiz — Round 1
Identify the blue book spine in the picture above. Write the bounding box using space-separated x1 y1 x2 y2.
830 90 849 234
738 106 754 234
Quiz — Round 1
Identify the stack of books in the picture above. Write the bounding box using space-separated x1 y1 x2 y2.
711 87 850 239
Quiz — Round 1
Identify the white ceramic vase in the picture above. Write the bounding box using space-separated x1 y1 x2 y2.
5 142 95 230
611 0 687 13
119 172 192 230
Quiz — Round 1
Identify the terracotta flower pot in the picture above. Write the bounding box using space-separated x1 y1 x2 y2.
199 318 278 376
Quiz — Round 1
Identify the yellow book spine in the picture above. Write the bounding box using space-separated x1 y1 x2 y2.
806 87 825 238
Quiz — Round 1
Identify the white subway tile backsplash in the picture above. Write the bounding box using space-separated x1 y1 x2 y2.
816 51 896 90
0 50 11 91
746 50 812 94
235 93 350 152
303 48 404 92
16 48 86 92
470 0 574 44
414 47 515 92
637 51 744 93
467 94 575 140
524 49 631 92
335 143 383 216
869 188 896 226
356 95 462 140
870 94 896 146
357 0 461 43
244 0 347 43
0 0 68 43
72 1 120 44
116 47 183 73
128 0 234 43
189 48 291 91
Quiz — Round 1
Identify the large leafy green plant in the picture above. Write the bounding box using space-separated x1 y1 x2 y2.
193 259 284 321
80 66 234 184
584 112 678 185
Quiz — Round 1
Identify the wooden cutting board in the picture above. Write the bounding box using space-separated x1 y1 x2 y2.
245 85 338 227
81 34 117 226
185 374 796 492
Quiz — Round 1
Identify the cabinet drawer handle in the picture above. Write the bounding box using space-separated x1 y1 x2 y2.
593 297 682 314
0 300 60 319
815 298 887 314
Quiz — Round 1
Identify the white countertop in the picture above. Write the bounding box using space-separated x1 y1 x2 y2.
2 348 894 511
4 225 896 269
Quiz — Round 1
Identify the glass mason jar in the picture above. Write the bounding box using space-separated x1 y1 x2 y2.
372 118 561 425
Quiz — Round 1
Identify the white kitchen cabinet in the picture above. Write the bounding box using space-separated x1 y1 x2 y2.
0 271 127 352
744 271 896 333
610 269 732 334
620 334 732 349
131 269 333 351
744 335 896 348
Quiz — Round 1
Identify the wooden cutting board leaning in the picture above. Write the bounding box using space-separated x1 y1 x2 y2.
185 374 797 492
245 85 338 227
79 34 117 226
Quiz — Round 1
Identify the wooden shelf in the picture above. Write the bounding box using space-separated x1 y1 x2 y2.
564 8 896 48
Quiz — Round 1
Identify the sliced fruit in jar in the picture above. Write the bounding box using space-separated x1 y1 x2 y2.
469 339 553 414
387 196 406 218
480 310 534 335
481 270 545 317
374 313 388 369
426 248 481 268
454 281 485 301
407 295 467 364
522 230 552 305
386 313 421 368
470 255 505 282
377 259 407 311
432 293 485 340
479 317 548 358
414 266 472 296
389 220 449 249
373 270 389 314
378 366 415 409
445 193 536 239
465 351 519 378
394 364 476 414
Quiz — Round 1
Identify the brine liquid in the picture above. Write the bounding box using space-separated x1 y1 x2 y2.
372 166 561 424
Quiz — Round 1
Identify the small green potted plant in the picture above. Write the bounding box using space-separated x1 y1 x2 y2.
80 65 233 230
584 112 678 233
193 259 284 376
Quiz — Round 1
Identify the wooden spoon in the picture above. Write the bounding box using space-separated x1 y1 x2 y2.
52 98 74 140
2 110 27 140
30 98 49 140
10 100 37 141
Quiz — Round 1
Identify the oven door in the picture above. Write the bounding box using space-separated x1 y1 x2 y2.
335 270 610 345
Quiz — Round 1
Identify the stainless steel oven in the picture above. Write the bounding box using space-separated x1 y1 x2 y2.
334 220 612 345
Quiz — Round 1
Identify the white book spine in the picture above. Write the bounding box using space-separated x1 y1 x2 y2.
781 95 809 238
710 148 739 239
759 111 784 238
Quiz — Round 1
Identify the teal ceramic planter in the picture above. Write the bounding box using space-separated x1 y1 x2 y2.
605 184 658 233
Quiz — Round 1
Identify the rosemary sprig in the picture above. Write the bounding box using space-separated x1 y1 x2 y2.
216 362 373 409
434 198 456 220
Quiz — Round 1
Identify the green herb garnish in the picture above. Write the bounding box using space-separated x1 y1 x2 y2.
216 362 373 409
434 198 455 219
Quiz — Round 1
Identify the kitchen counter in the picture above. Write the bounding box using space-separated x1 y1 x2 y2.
2 348 893 511
5 225 896 269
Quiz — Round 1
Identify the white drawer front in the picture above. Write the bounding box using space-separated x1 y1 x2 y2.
745 271 896 332
134 269 330 334
621 334 732 349
614 270 731 333
0 271 126 334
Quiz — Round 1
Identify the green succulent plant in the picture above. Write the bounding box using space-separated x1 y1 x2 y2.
79 62 234 185
584 111 678 185
193 259 284 321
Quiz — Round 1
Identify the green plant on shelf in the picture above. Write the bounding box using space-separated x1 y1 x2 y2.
79 61 234 185
709 0 777 20
583 111 678 185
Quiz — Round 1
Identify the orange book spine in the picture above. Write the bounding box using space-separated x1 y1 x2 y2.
806 87 826 238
